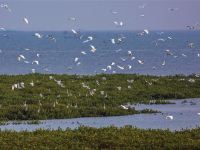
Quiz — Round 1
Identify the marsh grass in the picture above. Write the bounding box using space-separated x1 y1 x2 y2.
0 73 199 120
0 126 200 149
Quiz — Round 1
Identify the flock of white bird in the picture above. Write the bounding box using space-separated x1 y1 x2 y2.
1 2 200 120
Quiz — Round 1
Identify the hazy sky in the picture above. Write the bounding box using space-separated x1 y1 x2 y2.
0 0 200 31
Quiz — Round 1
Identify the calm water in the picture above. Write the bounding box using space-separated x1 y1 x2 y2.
1 98 200 132
0 31 200 75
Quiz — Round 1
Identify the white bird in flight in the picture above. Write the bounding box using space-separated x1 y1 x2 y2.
23 17 29 24
181 54 187 57
166 115 173 120
32 60 39 65
19 55 26 60
0 27 6 31
24 48 30 51
71 29 78 35
74 57 79 63
81 51 87 55
107 65 112 70
83 36 93 43
34 33 42 39
117 65 124 70
113 21 123 27
138 60 144 65
144 29 149 34
111 62 115 66
162 60 166 66
0 3 11 12
111 38 115 44
90 45 96 53
111 10 118 14
68 17 76 21
128 51 132 56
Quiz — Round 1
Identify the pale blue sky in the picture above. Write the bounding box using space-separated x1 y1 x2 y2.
0 0 200 31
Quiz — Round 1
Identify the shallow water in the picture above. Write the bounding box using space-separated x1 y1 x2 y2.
1 98 200 132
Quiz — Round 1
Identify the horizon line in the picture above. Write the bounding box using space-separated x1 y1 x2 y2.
1 29 192 32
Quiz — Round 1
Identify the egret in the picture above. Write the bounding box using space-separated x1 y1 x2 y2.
30 81 34 87
31 69 36 73
34 33 42 39
24 60 30 64
71 29 78 34
120 58 126 62
144 29 149 34
120 105 128 110
74 57 79 63
115 49 122 53
181 54 187 57
76 62 81 66
131 56 135 60
101 68 107 72
90 45 96 53
107 65 112 70
128 65 132 69
68 17 76 21
127 79 134 83
0 27 6 31
117 86 122 91
111 10 118 14
117 65 124 70
24 48 30 51
165 49 173 56
168 36 173 40
19 55 26 60
166 115 173 120
111 38 115 44
32 60 39 65
83 36 93 43
128 50 132 56
138 60 144 64
111 62 115 66
113 21 123 27
81 51 87 55
0 3 11 12
23 17 29 24
162 60 166 66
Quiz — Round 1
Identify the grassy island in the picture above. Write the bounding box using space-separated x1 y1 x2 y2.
0 73 199 120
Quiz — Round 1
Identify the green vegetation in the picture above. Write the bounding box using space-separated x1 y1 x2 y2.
0 73 199 120
0 126 200 149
